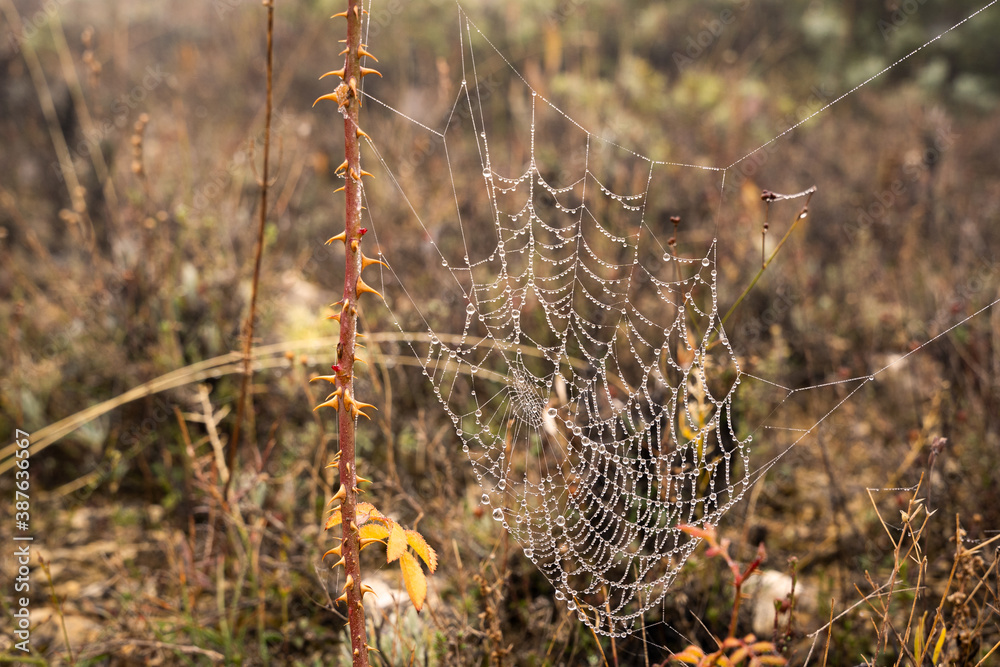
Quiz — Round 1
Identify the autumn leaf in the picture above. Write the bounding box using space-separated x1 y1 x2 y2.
399 550 427 612
386 520 407 562
359 523 390 541
669 644 705 664
405 529 438 573
325 507 342 530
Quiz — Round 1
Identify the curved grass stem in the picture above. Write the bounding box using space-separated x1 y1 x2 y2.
717 186 816 334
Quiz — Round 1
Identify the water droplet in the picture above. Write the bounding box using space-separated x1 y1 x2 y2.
524 548 533 559
483 168 492 179
441 259 448 267
555 590 565 601
492 507 503 521
702 257 710 267
546 407 558 418
462 444 469 453
497 480 506 490
466 303 476 314
456 429 463 436
567 600 577 611
555 515 566 527
481 493 490 504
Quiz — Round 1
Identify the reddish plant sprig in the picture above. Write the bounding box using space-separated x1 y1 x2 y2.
678 524 769 645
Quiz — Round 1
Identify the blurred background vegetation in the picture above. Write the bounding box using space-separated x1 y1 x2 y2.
1 0 999 664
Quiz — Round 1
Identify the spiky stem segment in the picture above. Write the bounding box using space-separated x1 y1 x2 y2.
336 1 370 664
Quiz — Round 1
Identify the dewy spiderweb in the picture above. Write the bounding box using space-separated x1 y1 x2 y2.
365 15 749 635
353 1 1000 639
423 150 746 637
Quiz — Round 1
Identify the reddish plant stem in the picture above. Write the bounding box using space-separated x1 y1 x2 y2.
337 1 370 664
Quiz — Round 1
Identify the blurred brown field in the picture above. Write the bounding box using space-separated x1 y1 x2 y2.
1 0 999 664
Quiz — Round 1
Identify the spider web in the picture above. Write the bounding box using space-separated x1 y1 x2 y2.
346 0 1000 639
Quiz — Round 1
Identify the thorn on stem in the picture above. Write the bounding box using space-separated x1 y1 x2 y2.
361 253 388 270
355 276 384 301
318 68 346 81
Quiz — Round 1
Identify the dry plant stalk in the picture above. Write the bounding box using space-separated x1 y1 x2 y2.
228 0 275 495
855 483 1000 666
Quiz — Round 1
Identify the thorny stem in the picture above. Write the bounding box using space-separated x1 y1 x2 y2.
228 0 275 496
333 1 372 664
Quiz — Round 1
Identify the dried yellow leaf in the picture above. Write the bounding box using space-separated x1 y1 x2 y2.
359 523 390 540
386 520 407 563
325 507 342 530
399 550 427 612
405 530 438 573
